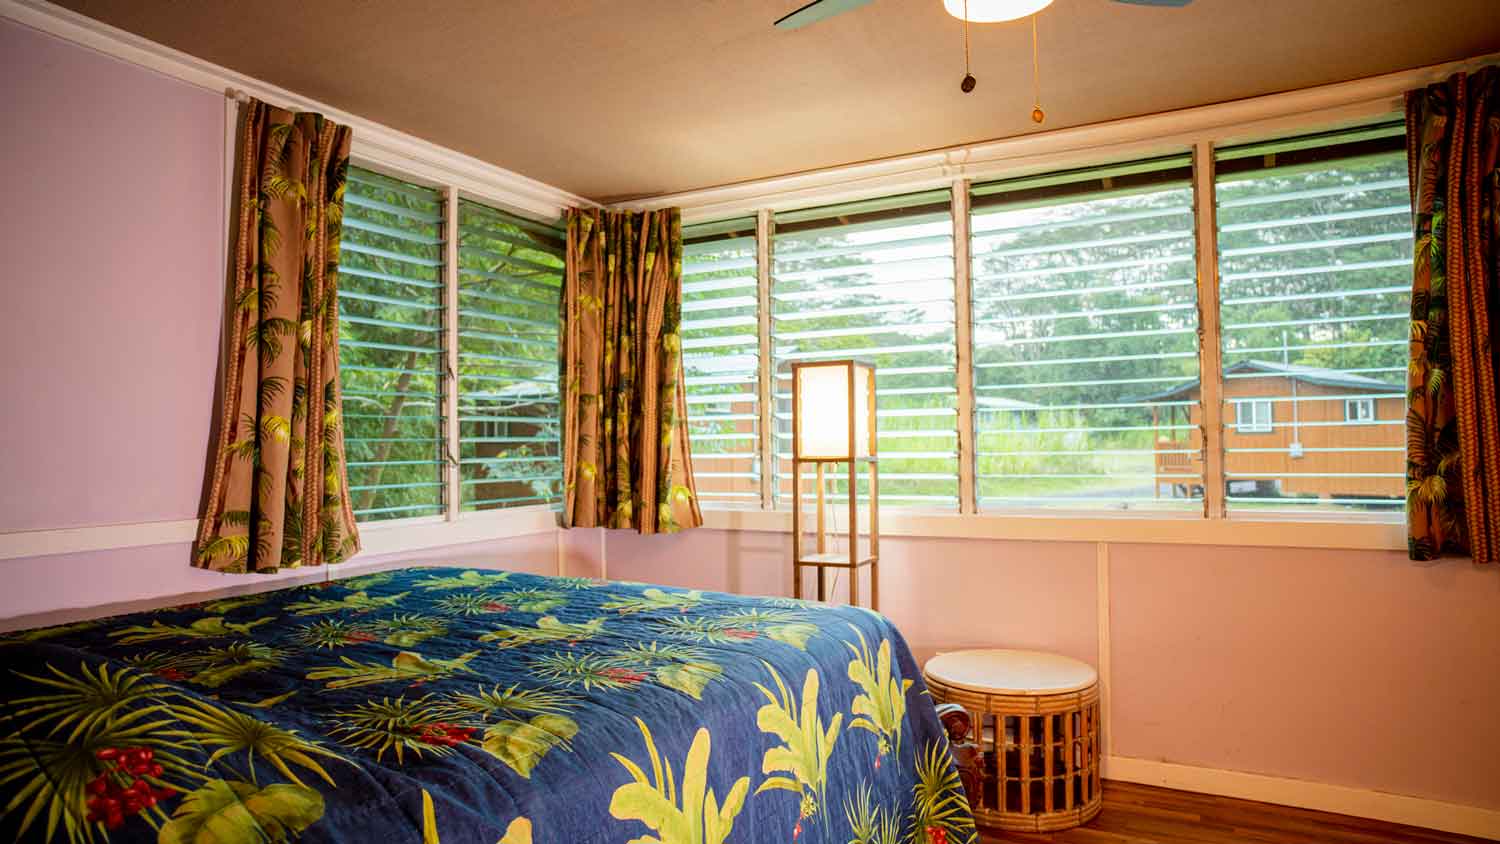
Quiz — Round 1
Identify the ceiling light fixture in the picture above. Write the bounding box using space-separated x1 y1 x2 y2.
943 0 1053 23
953 0 1047 124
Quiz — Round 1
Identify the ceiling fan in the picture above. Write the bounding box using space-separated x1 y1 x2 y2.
774 0 1192 31
775 0 1193 123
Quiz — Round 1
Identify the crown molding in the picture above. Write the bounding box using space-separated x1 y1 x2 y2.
0 0 595 221
625 51 1500 223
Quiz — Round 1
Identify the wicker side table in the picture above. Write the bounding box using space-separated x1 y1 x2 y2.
924 649 1102 832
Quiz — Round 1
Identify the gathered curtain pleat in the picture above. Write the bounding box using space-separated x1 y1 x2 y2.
195 99 360 572
561 208 703 533
1405 67 1500 563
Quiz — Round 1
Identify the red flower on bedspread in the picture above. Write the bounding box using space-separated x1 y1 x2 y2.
86 747 174 830
416 723 477 747
599 667 648 685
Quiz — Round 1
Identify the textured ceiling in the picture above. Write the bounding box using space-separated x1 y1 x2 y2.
51 0 1500 201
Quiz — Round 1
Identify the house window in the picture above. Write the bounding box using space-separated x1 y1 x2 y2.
671 120 1413 527
682 218 761 507
1345 398 1376 423
336 167 565 523
1233 400 1274 434
337 167 446 522
455 200 565 511
1215 123 1411 512
771 191 958 509
969 157 1202 510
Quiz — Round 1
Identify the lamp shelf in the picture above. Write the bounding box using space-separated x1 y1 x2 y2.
795 553 877 568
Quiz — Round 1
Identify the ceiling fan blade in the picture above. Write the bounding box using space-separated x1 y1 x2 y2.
1113 0 1193 6
774 0 875 30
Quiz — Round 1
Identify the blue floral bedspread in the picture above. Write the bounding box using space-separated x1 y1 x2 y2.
0 566 975 844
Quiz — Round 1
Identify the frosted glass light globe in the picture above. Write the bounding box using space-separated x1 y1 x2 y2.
943 0 1054 22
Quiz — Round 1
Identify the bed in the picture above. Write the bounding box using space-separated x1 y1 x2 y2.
0 566 975 844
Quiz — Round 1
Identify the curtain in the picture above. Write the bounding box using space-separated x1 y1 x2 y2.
1405 67 1500 563
195 100 360 573
561 208 703 533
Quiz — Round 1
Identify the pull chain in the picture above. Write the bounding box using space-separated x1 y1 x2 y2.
1030 12 1045 123
960 0 976 92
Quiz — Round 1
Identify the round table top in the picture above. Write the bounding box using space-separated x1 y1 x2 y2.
925 649 1098 695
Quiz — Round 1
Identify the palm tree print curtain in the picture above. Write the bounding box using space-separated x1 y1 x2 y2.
561 208 703 533
196 100 360 572
1405 67 1500 563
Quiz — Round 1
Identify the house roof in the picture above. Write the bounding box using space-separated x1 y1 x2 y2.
1136 360 1404 402
975 396 1043 412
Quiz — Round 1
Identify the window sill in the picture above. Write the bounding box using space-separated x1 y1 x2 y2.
699 507 1405 551
354 506 559 556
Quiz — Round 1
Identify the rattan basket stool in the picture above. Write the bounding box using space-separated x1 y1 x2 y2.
924 649 1102 832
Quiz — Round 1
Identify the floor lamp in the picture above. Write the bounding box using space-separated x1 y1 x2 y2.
790 359 879 610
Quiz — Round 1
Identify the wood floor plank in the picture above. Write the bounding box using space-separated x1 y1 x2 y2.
979 782 1490 844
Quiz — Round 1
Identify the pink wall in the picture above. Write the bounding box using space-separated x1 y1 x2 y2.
0 19 226 532
604 530 1099 667
558 525 609 581
359 531 557 575
600 528 1500 813
1109 543 1500 811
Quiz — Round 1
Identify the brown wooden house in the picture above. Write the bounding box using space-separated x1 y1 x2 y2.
687 395 761 505
469 380 561 509
1144 360 1405 504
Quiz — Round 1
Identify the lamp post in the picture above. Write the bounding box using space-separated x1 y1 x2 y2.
790 360 879 610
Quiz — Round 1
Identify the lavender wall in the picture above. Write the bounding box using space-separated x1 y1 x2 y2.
0 20 561 625
600 528 1500 813
0 18 225 532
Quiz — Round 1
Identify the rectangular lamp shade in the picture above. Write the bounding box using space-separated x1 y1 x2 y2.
794 360 874 459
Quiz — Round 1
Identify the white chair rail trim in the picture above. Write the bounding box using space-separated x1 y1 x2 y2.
0 507 560 562
0 506 1403 563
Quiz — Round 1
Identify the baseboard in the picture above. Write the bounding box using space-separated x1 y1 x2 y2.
1105 755 1500 841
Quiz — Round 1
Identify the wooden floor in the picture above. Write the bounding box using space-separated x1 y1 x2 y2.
979 782 1489 844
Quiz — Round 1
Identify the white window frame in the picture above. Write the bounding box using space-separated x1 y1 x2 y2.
662 112 1437 549
352 124 1406 552
1345 398 1377 424
333 161 572 550
1234 399 1275 434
